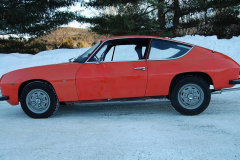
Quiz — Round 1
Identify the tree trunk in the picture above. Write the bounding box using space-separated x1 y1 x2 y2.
173 0 180 36
173 0 180 28
157 0 166 29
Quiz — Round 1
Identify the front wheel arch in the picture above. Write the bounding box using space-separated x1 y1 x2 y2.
18 79 55 101
19 81 59 118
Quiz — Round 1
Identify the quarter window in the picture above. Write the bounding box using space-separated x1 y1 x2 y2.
148 39 192 60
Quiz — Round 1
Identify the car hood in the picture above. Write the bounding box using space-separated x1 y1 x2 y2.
1 62 83 84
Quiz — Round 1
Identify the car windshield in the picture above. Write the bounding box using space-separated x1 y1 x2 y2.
74 41 101 63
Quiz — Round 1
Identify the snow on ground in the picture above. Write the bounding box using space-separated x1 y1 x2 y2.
0 92 240 160
0 35 240 159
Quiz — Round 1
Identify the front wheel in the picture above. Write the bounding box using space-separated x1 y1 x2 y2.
20 81 59 118
170 76 211 115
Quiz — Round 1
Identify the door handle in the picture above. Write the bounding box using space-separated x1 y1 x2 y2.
134 67 146 71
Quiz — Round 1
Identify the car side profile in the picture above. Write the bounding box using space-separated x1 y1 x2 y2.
1 36 240 118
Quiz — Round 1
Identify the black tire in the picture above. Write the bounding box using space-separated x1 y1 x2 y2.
20 81 59 118
170 76 211 115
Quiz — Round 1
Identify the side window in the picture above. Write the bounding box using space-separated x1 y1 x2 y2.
105 45 145 62
111 45 138 61
88 39 150 62
148 39 192 60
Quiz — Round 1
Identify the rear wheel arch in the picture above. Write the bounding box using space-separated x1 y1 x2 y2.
169 72 213 93
170 76 211 115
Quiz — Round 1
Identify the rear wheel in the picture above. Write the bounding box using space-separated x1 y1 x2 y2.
20 81 59 118
170 76 211 115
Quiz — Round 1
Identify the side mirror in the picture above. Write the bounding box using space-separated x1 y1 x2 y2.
96 61 100 65
69 57 75 63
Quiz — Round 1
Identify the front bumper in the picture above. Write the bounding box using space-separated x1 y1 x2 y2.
0 96 9 101
0 89 9 101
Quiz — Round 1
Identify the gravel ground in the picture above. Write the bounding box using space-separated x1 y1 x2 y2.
0 91 240 160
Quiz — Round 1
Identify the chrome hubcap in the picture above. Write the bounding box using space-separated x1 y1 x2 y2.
26 89 50 114
188 94 194 100
178 84 204 109
36 99 41 104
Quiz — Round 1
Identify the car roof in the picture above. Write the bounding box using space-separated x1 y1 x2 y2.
102 35 166 42
101 35 194 46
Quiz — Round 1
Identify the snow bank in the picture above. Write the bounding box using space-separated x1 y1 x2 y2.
0 35 240 78
174 35 240 64
0 48 89 77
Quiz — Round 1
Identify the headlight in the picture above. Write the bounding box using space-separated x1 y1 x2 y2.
0 74 4 83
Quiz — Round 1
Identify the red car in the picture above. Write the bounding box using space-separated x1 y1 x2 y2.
1 36 240 118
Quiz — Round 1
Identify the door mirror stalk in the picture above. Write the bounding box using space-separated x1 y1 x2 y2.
96 61 100 65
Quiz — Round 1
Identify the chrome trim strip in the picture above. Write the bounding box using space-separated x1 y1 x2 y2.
85 59 146 63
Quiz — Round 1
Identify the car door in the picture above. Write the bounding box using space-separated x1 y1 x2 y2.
76 39 149 100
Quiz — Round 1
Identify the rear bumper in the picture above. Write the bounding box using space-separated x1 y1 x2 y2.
211 79 240 94
229 79 240 84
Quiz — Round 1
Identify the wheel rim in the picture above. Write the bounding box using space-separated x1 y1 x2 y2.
178 83 204 109
26 89 50 114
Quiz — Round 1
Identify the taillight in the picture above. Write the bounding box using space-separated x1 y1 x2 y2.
0 75 2 96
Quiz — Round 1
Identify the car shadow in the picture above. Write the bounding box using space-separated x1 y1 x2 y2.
54 99 178 118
